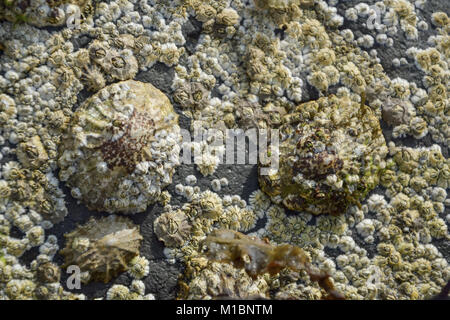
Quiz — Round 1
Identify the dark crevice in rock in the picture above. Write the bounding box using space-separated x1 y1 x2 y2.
182 17 203 55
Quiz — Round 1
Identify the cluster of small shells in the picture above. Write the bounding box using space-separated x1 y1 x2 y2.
105 281 155 300
0 0 449 300
0 0 94 28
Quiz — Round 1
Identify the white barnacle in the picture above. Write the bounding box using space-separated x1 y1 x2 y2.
185 175 197 186
211 179 221 192
96 161 108 173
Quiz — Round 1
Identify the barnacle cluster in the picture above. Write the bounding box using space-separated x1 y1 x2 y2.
0 241 85 299
0 0 94 27
87 39 138 83
58 80 181 214
1 162 67 224
182 261 270 300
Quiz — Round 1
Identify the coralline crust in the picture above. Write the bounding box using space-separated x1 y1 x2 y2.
58 80 181 214
259 95 387 215
60 215 143 283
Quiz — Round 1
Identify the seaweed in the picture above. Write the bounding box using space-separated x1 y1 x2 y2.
204 229 345 300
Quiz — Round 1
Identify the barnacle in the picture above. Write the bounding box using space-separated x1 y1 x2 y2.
259 95 387 215
106 284 130 300
0 0 93 27
80 65 106 92
409 117 428 139
249 189 271 211
431 12 449 27
192 141 223 177
192 190 224 220
173 82 209 111
216 8 240 26
427 218 448 239
0 93 17 124
314 48 336 66
36 262 61 284
0 180 11 199
127 256 149 279
16 135 49 170
60 215 143 283
307 71 329 92
194 4 217 23
103 49 138 82
382 98 415 126
58 80 181 214
26 225 45 246
89 40 109 64
181 261 269 300
154 209 192 248
415 50 432 72
159 44 184 67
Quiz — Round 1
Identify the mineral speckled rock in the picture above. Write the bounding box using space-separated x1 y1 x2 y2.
60 215 143 283
58 80 182 214
259 95 388 215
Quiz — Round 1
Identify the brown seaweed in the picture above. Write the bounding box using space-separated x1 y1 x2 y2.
205 229 345 300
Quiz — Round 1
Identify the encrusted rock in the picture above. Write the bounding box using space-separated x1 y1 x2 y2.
173 82 209 110
382 98 415 126
16 136 49 170
0 0 94 27
88 40 139 82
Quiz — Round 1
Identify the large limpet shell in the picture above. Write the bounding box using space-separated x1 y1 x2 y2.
259 95 387 215
58 80 181 214
60 215 143 283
